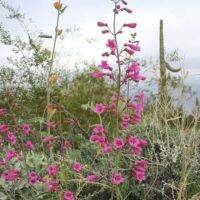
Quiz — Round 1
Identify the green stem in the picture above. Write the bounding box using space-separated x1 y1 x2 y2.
113 2 121 137
46 1 61 132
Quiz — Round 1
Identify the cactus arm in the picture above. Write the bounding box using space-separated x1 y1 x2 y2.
165 62 181 72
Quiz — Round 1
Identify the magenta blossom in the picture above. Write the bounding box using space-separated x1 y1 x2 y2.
90 71 104 79
86 174 97 183
0 124 9 133
46 179 60 192
128 136 147 156
42 135 55 149
2 169 20 181
121 113 130 129
22 124 31 135
102 144 112 154
113 137 125 150
7 132 16 144
62 140 71 151
62 191 74 200
28 171 40 185
71 162 82 173
46 121 56 129
5 149 17 161
47 164 59 177
112 172 124 185
93 103 107 115
98 60 112 71
25 140 35 151
106 39 117 52
133 160 148 183
92 124 105 134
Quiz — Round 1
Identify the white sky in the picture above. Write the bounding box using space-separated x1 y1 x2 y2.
0 0 200 76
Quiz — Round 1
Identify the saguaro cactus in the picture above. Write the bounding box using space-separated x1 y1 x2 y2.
159 19 181 104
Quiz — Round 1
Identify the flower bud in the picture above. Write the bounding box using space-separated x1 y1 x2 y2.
102 52 110 57
124 8 133 13
54 1 62 10
116 4 121 9
97 22 108 27
123 23 137 28
102 30 109 34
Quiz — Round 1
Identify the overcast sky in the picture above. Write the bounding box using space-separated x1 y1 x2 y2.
0 0 200 75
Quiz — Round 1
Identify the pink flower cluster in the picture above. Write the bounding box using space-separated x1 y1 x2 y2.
1 169 20 181
133 160 148 182
125 62 146 82
128 135 148 156
62 191 74 200
28 171 40 185
112 172 124 185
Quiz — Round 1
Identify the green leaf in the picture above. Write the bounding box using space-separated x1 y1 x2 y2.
0 192 7 200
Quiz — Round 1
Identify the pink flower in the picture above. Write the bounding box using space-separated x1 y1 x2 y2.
102 144 112 154
28 171 40 185
62 191 74 200
0 124 9 133
98 60 112 70
25 140 35 151
128 62 140 72
133 160 148 183
93 103 106 115
106 39 117 52
7 132 16 144
130 113 142 125
125 48 134 55
123 23 137 28
46 179 60 192
47 164 59 177
62 140 71 151
71 162 82 173
90 71 104 79
132 103 144 114
128 136 147 156
121 113 130 129
22 124 31 135
125 43 140 51
86 174 97 183
113 138 125 150
0 109 5 118
42 135 55 149
2 169 20 181
47 121 56 129
5 149 17 161
134 170 146 183
92 124 105 134
112 172 124 185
